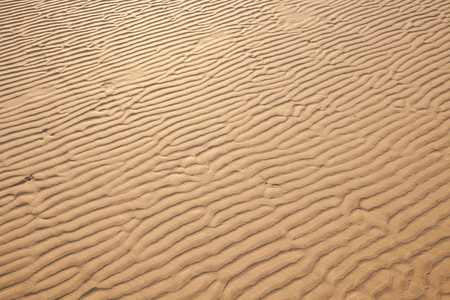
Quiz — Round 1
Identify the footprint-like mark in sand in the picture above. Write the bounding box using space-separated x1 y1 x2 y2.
40 128 55 142
180 155 210 176
291 104 305 118
261 175 286 199
102 82 116 97
264 185 285 199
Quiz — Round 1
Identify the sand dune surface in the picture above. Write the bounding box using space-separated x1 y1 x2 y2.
1 0 450 299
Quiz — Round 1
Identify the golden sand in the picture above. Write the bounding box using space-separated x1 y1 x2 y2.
0 0 449 299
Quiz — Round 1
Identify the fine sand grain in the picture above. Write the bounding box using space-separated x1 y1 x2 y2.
1 0 450 299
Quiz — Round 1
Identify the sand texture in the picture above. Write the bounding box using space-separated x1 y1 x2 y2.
1 0 450 299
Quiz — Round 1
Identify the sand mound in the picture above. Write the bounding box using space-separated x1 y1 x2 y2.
1 0 449 299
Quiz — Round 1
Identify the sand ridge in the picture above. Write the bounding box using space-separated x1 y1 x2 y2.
0 0 450 299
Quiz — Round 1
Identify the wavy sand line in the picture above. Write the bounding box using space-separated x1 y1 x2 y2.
1 0 449 299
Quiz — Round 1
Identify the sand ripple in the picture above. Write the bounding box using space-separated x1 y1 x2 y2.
0 0 449 299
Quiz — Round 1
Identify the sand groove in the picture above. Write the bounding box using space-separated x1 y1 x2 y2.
1 0 449 299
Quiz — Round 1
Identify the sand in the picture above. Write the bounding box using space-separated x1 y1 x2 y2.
0 0 449 299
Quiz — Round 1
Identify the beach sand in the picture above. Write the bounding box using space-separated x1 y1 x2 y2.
0 0 449 299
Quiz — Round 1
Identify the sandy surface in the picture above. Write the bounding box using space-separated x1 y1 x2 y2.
1 0 450 299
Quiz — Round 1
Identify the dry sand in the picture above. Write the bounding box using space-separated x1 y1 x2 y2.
1 0 450 299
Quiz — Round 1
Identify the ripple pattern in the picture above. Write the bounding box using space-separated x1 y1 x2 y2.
0 0 449 299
